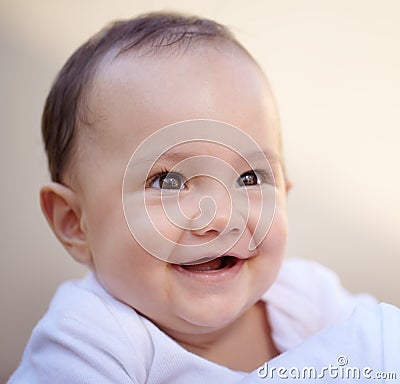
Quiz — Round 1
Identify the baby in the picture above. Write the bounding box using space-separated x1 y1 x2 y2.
9 12 399 383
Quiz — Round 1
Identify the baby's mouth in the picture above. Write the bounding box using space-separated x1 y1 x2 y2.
178 256 238 273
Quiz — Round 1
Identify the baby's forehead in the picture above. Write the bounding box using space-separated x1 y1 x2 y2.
89 48 277 129
150 140 278 166
77 48 282 182
92 41 267 97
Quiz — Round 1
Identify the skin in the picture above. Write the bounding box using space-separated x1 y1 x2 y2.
41 45 290 372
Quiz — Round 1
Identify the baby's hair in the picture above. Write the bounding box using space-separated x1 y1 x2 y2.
42 12 254 183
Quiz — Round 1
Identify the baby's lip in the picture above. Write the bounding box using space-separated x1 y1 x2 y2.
178 251 251 266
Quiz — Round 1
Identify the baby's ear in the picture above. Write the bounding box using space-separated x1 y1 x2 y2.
40 182 92 266
285 178 293 195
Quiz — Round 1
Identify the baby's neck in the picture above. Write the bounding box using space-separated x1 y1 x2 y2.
171 301 279 372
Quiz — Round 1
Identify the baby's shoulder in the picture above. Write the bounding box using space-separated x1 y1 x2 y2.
47 274 143 333
263 258 376 352
9 273 152 383
53 272 154 362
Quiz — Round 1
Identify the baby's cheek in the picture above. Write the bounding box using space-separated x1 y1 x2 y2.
245 190 276 245
260 210 288 256
144 204 182 241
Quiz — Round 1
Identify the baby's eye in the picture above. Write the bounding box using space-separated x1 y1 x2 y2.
149 172 187 190
237 170 265 187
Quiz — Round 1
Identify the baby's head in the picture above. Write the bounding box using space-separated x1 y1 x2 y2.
40 12 289 337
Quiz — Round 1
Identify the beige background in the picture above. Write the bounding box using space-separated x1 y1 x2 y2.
1 0 399 381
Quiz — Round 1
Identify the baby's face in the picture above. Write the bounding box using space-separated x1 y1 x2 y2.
75 48 288 335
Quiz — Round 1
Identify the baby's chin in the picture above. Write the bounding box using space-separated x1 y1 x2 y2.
165 291 261 336
158 255 277 333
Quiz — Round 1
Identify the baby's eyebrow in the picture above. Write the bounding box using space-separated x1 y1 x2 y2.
131 151 192 168
132 147 281 168
156 151 196 164
241 147 281 165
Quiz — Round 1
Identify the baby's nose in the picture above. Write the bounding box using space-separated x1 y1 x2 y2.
186 180 245 237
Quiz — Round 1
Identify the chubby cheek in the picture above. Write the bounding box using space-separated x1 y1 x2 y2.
92 232 171 316
249 194 288 289
83 196 167 308
260 205 288 257
144 203 184 243
246 187 280 248
123 192 187 262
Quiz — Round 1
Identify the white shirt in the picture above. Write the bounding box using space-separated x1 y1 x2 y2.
241 303 400 383
9 258 389 384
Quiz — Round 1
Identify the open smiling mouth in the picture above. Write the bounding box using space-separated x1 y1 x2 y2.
178 256 240 273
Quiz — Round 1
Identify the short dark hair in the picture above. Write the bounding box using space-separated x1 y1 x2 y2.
42 12 253 183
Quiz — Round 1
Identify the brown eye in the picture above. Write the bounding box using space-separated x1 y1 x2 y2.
237 170 262 186
150 172 186 190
